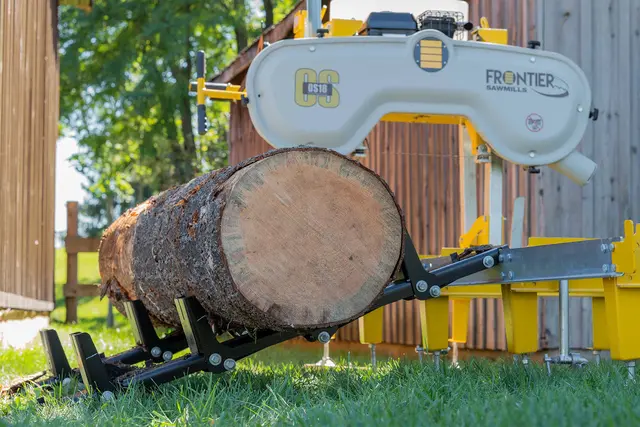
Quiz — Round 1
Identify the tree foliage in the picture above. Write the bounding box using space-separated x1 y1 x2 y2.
58 0 296 235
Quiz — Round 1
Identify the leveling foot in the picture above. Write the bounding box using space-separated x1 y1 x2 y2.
543 352 589 375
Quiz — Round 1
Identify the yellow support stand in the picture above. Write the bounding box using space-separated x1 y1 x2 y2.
501 288 538 354
358 307 384 345
419 298 450 351
450 298 470 346
591 297 609 351
604 220 640 362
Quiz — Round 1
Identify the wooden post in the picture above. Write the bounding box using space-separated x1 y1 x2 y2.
65 201 79 323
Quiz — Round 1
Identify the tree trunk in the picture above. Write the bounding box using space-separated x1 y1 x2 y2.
98 148 405 332
263 0 274 27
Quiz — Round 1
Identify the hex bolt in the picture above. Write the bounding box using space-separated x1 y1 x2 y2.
162 351 173 362
499 254 505 262
416 280 428 293
429 286 441 298
151 347 162 358
508 271 515 280
601 243 609 253
318 331 331 344
602 264 609 273
223 359 236 371
209 353 222 366
501 272 507 280
482 256 495 268
609 243 615 252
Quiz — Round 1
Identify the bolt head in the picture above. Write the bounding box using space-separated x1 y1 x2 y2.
498 254 505 262
209 353 222 366
609 243 615 252
162 351 173 362
530 57 536 63
416 280 428 292
429 286 441 298
309 46 316 52
318 331 331 344
602 264 609 273
482 256 495 268
508 271 515 280
223 358 236 371
150 347 162 358
528 151 536 158
601 243 609 253
577 106 584 112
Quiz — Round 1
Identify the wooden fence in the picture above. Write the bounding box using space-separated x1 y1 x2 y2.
63 201 101 323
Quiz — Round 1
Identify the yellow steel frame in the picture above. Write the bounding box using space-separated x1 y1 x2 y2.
192 13 640 362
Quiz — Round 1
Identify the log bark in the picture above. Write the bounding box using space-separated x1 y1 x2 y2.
98 148 405 332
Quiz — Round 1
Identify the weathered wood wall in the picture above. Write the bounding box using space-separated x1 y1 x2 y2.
0 0 58 312
536 0 640 349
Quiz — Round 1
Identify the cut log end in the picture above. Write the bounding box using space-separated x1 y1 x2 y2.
99 147 405 332
220 150 403 328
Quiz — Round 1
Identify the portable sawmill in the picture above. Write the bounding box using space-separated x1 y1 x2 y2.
7 0 640 400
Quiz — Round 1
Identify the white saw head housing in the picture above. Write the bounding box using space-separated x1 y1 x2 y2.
245 25 597 185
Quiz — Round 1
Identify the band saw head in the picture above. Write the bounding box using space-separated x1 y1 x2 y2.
192 6 600 185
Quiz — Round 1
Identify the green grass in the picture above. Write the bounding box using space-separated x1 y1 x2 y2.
3 250 640 426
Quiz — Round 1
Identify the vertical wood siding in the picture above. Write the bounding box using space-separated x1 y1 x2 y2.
0 0 58 311
536 0 640 349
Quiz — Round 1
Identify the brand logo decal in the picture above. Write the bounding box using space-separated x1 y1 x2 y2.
485 70 569 98
294 69 340 108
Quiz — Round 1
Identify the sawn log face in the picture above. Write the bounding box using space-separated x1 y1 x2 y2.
98 147 405 332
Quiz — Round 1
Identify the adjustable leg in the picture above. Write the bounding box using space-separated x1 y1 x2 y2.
419 297 449 370
591 297 609 365
359 307 384 370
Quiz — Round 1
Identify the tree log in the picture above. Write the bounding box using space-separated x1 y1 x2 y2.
98 148 405 332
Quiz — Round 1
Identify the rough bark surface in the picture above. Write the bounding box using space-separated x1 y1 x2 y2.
99 147 405 332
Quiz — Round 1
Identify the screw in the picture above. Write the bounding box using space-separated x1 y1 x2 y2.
209 353 222 366
162 351 173 362
416 280 428 292
483 256 495 268
508 271 515 280
529 151 536 158
602 264 609 273
151 347 162 358
224 359 236 371
429 286 441 298
318 331 331 344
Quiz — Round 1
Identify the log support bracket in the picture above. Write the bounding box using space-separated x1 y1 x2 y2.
8 230 502 399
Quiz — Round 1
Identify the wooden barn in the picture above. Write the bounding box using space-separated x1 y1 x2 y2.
211 0 640 352
0 0 91 346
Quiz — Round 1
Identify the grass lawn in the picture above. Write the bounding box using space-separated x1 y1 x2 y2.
2 250 640 426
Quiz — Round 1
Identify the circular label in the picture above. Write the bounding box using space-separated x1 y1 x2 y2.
413 37 448 73
526 113 544 132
